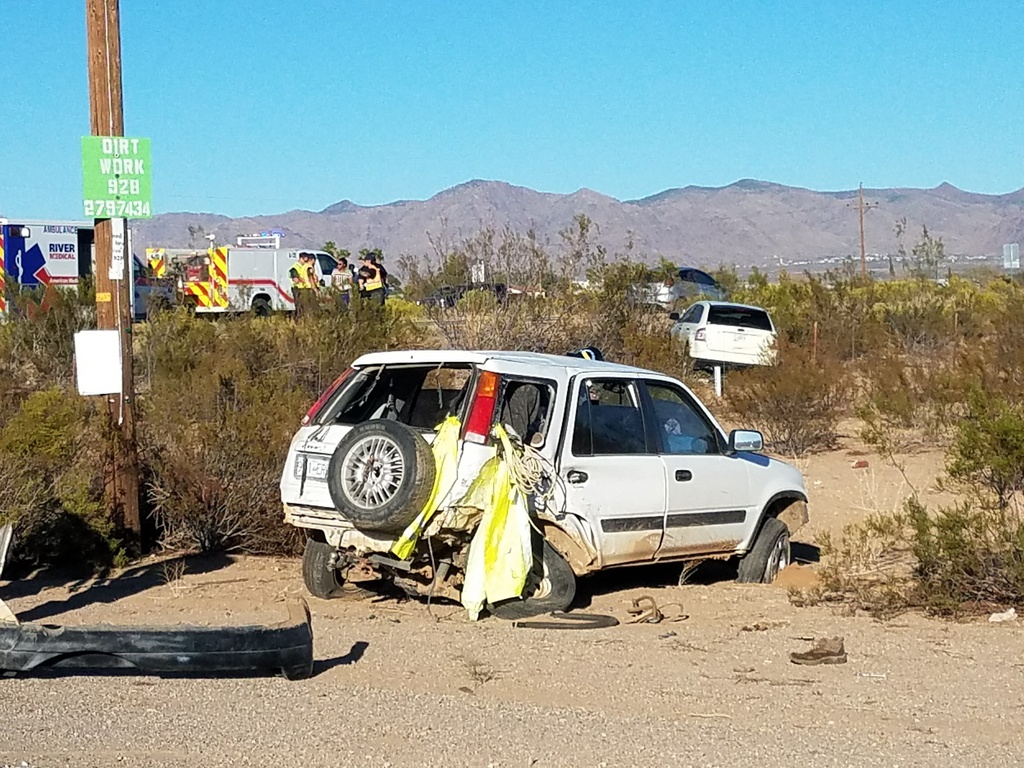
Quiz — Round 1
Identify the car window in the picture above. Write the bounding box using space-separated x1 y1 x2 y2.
571 379 650 456
407 367 474 428
315 253 338 276
706 305 773 331
681 305 703 324
644 381 720 456
498 378 556 446
322 364 473 428
690 269 719 287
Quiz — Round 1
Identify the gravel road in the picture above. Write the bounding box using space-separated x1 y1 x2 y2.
3 449 1021 767
3 555 1022 768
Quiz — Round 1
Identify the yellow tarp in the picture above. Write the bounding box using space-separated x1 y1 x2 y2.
460 426 534 620
391 416 463 560
389 419 536 620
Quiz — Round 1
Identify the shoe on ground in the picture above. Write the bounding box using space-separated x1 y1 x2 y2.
790 636 848 665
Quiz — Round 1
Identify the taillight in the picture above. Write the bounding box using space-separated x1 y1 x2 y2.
463 370 501 444
695 328 707 341
302 367 355 426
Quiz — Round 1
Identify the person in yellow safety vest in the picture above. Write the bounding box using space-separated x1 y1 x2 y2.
290 252 318 317
357 252 386 306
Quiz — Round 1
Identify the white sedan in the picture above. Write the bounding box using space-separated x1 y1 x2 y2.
670 301 777 367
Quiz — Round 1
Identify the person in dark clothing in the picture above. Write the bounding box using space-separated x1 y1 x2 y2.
499 382 549 446
358 253 386 306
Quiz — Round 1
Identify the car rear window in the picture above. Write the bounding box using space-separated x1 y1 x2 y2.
689 270 718 287
317 364 473 428
706 306 773 331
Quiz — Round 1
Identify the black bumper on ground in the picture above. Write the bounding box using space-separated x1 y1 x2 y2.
0 599 315 680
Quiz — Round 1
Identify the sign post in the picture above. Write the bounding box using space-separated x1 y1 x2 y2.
84 0 141 548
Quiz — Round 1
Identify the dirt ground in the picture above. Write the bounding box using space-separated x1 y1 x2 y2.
3 444 1023 767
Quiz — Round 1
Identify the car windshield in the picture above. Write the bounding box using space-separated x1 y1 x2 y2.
315 253 338 276
706 305 773 331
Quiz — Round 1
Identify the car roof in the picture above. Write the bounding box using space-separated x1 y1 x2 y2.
693 300 772 313
351 349 657 377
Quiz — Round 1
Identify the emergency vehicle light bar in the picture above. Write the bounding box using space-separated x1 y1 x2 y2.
236 234 281 249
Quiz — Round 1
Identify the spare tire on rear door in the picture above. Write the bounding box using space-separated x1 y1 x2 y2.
326 419 436 534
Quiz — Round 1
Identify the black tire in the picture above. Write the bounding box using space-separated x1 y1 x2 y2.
326 419 435 534
302 536 344 599
488 539 577 620
252 296 272 317
736 516 791 584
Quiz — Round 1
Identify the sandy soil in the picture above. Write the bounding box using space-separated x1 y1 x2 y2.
2 445 1021 768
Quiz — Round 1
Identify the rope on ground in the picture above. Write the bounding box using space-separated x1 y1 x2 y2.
625 595 689 624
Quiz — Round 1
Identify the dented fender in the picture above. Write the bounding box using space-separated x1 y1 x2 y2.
536 511 600 575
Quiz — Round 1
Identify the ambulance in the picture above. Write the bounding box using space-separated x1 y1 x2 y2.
0 218 171 320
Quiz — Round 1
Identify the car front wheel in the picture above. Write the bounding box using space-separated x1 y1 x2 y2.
736 517 791 584
488 539 576 620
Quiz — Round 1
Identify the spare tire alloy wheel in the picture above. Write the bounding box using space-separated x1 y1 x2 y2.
345 434 404 508
327 420 436 534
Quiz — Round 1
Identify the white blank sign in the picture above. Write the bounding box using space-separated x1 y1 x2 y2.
74 330 122 396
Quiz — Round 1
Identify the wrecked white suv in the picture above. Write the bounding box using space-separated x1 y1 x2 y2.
280 350 809 619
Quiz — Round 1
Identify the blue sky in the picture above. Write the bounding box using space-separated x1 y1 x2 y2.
4 1 1022 218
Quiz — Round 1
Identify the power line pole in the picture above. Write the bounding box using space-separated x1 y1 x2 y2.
85 0 141 548
847 183 879 280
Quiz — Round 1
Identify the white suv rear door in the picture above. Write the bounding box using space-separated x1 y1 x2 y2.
559 377 668 567
640 379 755 558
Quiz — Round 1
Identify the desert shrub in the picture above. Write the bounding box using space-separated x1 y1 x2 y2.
944 391 1024 509
857 347 966 453
811 511 917 618
141 330 309 554
0 387 115 567
4 285 96 389
815 382 1024 615
726 343 851 456
813 496 1024 617
143 364 307 554
907 498 1024 612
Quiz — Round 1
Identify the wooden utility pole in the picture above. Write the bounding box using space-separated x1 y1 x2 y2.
848 183 879 280
85 0 141 547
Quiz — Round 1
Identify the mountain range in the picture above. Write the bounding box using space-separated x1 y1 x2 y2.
134 179 1024 270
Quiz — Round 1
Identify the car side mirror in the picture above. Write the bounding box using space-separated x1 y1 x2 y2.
729 429 763 453
668 312 680 321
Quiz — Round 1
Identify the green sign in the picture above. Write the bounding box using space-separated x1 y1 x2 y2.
82 136 152 219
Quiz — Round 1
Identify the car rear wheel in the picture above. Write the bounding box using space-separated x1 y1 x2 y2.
488 539 576 620
302 536 344 599
736 516 791 584
326 419 436 534
252 296 272 317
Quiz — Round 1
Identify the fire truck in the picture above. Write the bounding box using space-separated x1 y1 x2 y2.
155 235 343 316
0 218 171 320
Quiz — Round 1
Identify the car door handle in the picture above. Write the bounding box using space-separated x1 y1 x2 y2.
675 469 692 482
566 470 588 485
